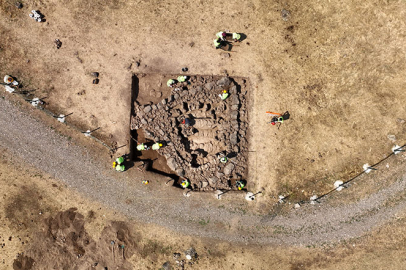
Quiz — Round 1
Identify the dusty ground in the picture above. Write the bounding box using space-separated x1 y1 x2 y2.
2 148 406 270
1 0 406 202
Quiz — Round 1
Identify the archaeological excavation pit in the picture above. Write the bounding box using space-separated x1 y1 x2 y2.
130 73 250 191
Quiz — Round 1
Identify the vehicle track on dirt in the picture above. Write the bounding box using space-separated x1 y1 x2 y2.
1 97 406 246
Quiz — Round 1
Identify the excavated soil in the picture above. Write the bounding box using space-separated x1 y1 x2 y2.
131 74 249 190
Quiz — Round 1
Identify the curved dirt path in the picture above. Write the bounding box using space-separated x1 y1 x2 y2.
1 97 406 246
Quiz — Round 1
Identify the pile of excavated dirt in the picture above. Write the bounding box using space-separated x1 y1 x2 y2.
13 208 139 270
131 76 249 190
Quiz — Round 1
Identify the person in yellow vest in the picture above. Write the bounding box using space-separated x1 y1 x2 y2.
216 31 227 41
152 142 163 150
167 79 176 87
112 156 125 172
137 143 149 151
220 156 228 163
177 75 187 83
232 33 241 42
236 180 246 190
213 38 222 49
219 90 229 100
181 179 190 189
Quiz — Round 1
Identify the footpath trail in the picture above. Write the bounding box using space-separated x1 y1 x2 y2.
1 97 406 246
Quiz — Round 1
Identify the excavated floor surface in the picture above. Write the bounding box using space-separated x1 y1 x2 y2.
131 74 250 190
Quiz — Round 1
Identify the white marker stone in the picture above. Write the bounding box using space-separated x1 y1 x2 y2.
245 192 255 201
334 180 344 191
392 145 402 154
363 163 372 173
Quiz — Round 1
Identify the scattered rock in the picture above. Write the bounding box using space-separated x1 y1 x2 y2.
221 53 230 58
387 134 396 142
167 158 177 171
217 77 231 87
54 39 62 49
230 133 238 145
223 163 235 175
208 177 218 186
396 118 405 124
162 262 171 270
92 78 99 84
91 72 99 77
15 2 23 9
144 105 152 113
281 9 291 21
162 99 167 105
205 82 215 90
140 118 148 125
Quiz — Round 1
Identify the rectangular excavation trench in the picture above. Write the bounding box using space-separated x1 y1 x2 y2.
130 73 250 191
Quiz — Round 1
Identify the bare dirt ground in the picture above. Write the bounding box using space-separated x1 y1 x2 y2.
2 147 406 270
1 0 406 202
2 0 406 268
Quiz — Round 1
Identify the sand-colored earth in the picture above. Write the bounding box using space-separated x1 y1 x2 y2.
1 0 406 201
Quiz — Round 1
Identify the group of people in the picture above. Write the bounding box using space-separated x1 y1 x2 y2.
167 75 188 88
213 31 241 49
136 142 162 151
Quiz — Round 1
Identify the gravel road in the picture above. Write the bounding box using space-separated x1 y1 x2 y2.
1 96 406 246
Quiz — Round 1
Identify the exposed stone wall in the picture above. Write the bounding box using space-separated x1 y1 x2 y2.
131 76 249 190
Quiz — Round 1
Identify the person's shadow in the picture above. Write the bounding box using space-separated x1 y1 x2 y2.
283 111 290 120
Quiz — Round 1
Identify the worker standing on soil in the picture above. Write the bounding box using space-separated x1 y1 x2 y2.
219 90 229 100
181 179 190 189
167 79 176 87
182 117 191 127
236 180 246 190
112 156 125 172
216 31 227 41
177 75 187 83
137 143 150 151
232 33 241 42
152 142 163 150
220 156 228 163
3 75 19 86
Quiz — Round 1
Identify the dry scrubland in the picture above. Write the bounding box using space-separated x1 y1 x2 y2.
1 0 406 201
2 0 406 268
1 150 406 269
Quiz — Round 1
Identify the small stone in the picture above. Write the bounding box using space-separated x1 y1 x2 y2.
231 105 239 110
224 163 235 175
176 168 185 176
157 103 163 110
189 88 197 95
230 133 238 145
91 72 99 77
162 262 171 270
92 78 99 84
231 111 238 120
294 203 301 209
231 95 239 105
216 172 224 178
205 82 215 90
208 177 218 186
217 77 231 87
189 42 195 47
174 93 180 99
221 53 230 58
141 118 148 125
167 158 177 171
151 104 157 110
387 134 396 142
162 99 167 105
229 85 237 94
144 105 152 113
202 181 209 188
281 9 291 21
397 118 405 124
15 2 23 8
